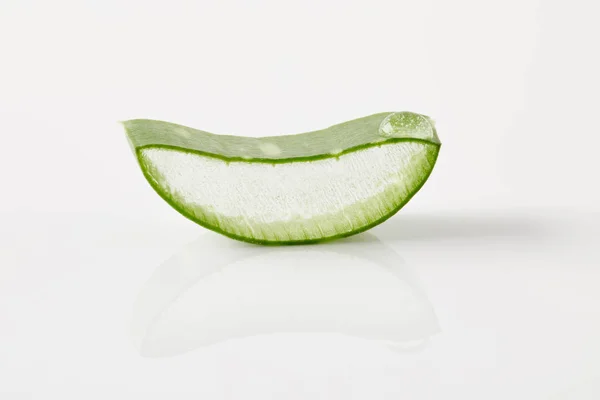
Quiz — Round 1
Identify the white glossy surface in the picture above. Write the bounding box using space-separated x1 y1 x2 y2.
1 211 599 399
1 0 599 398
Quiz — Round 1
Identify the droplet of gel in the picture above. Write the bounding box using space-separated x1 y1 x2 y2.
378 112 434 140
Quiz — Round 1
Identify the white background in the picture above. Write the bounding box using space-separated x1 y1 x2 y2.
1 0 599 399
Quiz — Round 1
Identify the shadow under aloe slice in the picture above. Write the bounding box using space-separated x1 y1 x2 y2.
123 111 441 245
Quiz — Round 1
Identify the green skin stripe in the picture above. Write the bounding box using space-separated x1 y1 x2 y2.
123 112 441 245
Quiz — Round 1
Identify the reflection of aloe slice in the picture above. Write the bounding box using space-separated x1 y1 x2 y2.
131 234 439 357
123 112 441 244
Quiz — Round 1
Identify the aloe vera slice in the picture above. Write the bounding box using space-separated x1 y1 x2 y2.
123 111 441 245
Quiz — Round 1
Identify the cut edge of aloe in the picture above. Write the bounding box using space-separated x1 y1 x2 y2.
122 112 441 245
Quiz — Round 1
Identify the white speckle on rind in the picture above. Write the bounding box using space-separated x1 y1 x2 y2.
259 142 282 156
174 127 191 139
330 148 343 155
